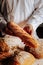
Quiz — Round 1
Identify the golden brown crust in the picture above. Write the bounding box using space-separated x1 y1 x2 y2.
0 39 11 61
4 27 14 36
15 51 35 65
0 39 9 52
0 52 12 61
7 22 39 48
29 44 43 59
25 42 43 59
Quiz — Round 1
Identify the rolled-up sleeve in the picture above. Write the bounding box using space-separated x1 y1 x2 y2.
27 0 43 31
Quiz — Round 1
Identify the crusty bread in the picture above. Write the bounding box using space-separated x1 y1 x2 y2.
0 35 25 61
4 35 25 50
30 40 43 59
1 51 35 65
0 52 12 61
0 35 35 65
7 22 39 48
0 38 12 61
25 39 43 59
0 38 9 52
14 51 35 65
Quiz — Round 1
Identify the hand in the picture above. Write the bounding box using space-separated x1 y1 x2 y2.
4 27 14 36
23 24 33 35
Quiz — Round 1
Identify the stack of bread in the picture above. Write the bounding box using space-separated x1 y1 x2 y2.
0 22 43 65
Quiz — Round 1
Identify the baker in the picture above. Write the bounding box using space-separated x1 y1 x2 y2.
0 0 43 61
0 0 43 37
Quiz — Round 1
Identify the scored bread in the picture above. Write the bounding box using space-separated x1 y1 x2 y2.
14 51 35 65
29 40 43 59
7 22 39 48
0 35 35 65
25 39 43 59
0 35 25 61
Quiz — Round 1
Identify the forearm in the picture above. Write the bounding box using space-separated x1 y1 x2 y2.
27 6 43 31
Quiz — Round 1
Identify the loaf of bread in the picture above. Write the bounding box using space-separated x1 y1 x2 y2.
0 35 25 61
29 40 43 59
13 51 35 65
7 22 39 48
0 35 35 65
1 51 35 65
24 40 43 59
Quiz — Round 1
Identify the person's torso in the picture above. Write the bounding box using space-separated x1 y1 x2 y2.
0 0 42 23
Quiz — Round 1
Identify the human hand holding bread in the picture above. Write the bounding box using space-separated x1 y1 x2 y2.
4 21 43 59
0 21 43 65
5 21 39 48
1 21 43 59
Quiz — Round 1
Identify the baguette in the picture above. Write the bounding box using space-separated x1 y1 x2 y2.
7 22 39 48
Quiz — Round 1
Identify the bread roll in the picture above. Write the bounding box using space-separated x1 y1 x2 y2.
14 51 35 65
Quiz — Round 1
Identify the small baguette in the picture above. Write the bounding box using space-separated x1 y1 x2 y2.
7 22 39 48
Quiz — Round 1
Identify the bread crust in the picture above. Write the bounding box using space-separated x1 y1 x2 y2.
7 22 39 48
